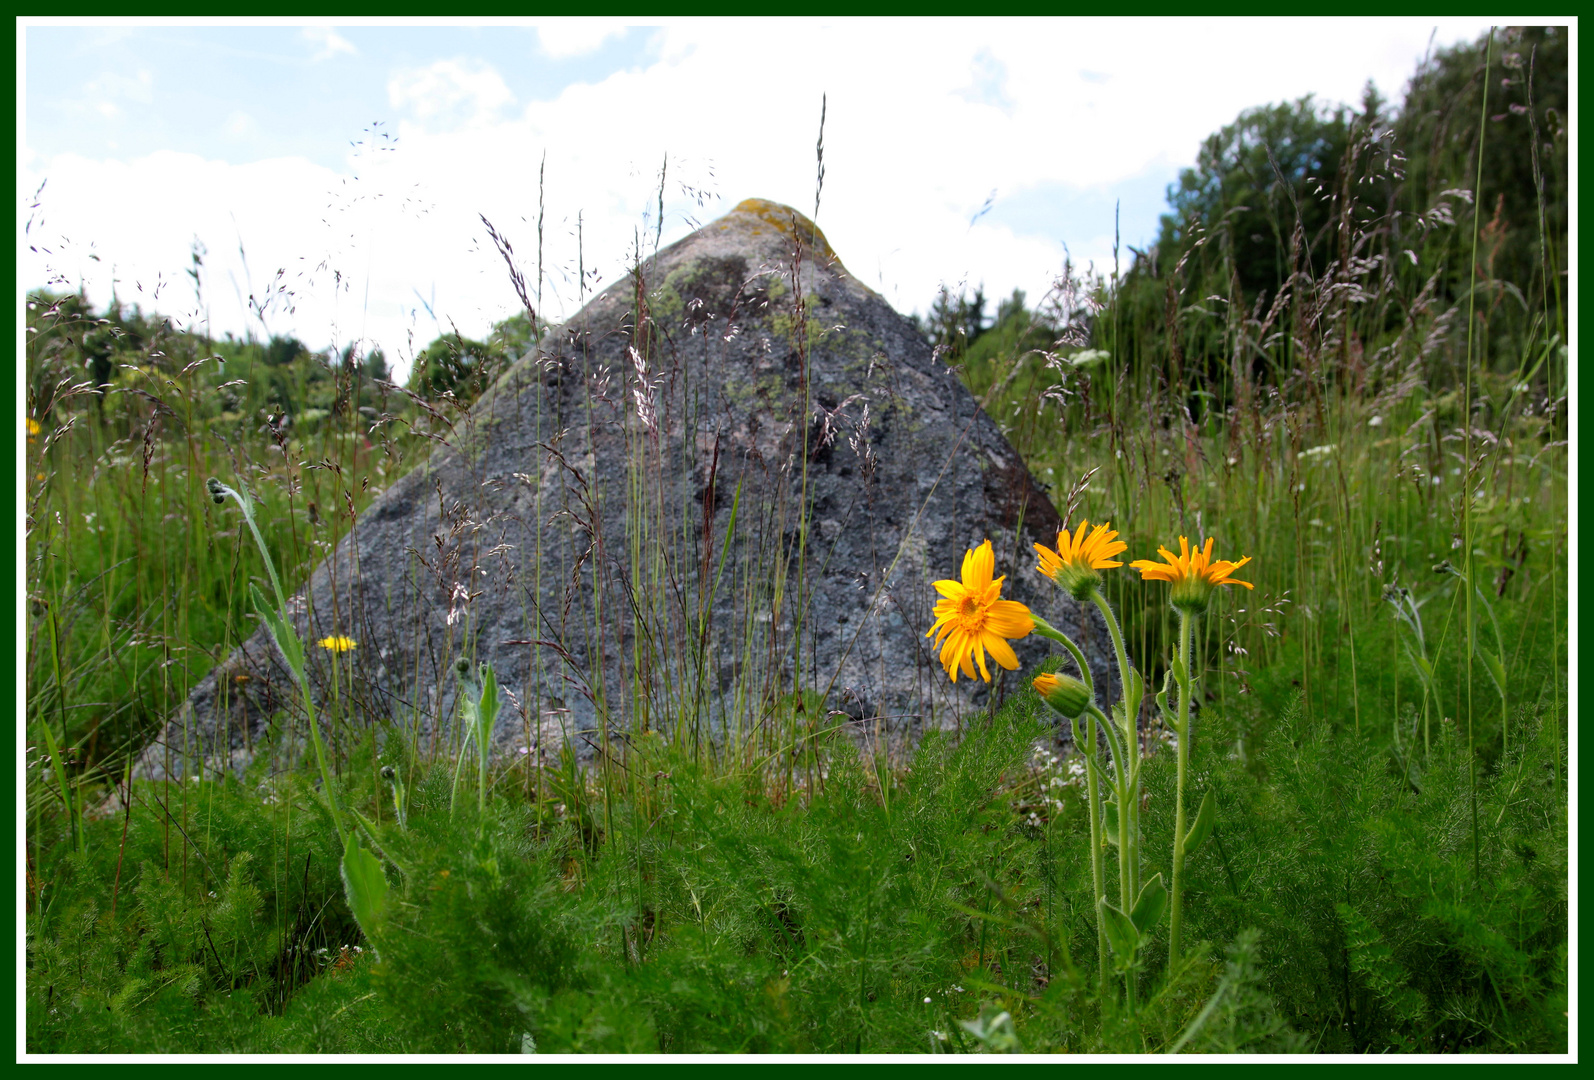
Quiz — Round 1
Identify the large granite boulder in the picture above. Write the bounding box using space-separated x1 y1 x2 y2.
138 198 1117 779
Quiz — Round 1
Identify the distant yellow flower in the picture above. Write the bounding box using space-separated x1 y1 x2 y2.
1131 536 1253 615
26 417 41 439
926 539 1034 682
1035 520 1127 600
317 635 357 653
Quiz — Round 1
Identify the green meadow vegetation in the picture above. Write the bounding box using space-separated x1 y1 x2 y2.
24 27 1566 1053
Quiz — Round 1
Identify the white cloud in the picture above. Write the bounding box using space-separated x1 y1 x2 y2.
23 17 1505 381
535 19 632 59
388 58 514 128
302 26 358 62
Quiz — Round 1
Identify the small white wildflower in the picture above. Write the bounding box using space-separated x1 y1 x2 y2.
925 997 933 1004
1368 415 1383 427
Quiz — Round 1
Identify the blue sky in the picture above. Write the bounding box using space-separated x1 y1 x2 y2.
21 18 1504 377
26 26 661 169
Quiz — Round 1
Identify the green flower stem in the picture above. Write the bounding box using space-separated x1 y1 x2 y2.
1036 611 1143 1000
1032 615 1113 984
1089 588 1137 727
328 650 344 773
1090 589 1140 904
1086 702 1133 923
1096 712 1138 1015
1169 610 1194 975
1029 616 1079 656
215 480 347 849
296 657 349 851
1071 710 1109 992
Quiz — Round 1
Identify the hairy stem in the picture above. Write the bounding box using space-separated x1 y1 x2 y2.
1169 611 1194 975
1073 709 1110 994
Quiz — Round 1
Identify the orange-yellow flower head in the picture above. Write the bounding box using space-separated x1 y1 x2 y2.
1130 536 1253 615
926 539 1034 683
317 635 357 653
26 417 41 440
1035 520 1127 600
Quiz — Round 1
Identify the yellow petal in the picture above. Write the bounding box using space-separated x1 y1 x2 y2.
982 632 1020 671
983 600 1035 638
941 629 968 671
963 540 994 590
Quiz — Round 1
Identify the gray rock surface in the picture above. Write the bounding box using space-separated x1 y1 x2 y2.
137 198 1117 779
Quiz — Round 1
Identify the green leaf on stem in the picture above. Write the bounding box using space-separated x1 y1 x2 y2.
1479 648 1507 696
1125 667 1145 712
1131 872 1168 936
1185 789 1218 855
248 582 305 680
1157 668 1176 726
1102 901 1138 959
341 832 389 953
476 663 499 757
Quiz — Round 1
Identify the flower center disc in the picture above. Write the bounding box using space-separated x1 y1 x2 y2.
958 595 982 627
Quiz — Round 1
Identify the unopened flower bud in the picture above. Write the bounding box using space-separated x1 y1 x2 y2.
1033 672 1091 720
206 477 227 504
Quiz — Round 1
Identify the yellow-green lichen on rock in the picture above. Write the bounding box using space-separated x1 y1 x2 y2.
726 198 842 266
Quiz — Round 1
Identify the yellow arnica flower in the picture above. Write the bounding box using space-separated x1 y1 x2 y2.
317 635 357 653
1131 536 1253 615
1034 671 1091 719
1035 520 1127 600
26 417 41 439
927 539 1034 682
